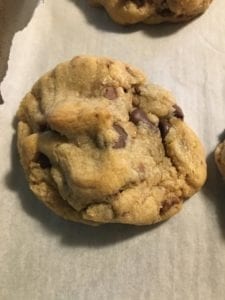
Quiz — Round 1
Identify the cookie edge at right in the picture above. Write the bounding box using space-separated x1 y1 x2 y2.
215 141 225 178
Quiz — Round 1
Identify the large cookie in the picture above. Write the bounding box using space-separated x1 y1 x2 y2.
17 56 206 225
215 140 225 178
90 0 213 25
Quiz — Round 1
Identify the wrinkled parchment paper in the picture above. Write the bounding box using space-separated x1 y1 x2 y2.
1 1 225 299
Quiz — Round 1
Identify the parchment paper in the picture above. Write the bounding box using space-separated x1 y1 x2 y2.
1 1 225 299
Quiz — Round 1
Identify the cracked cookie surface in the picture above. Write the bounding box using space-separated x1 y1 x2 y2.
17 56 206 225
90 0 213 25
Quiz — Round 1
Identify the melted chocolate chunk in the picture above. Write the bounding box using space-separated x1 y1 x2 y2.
103 87 118 100
113 124 128 149
159 119 171 139
132 0 146 8
173 104 184 120
158 8 174 17
130 108 155 129
36 153 51 169
160 198 180 215
39 123 49 132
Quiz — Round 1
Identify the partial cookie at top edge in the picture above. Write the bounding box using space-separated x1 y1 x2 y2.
90 0 213 25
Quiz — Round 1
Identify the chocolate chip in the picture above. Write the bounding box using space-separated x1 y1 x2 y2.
39 123 49 132
113 124 128 149
36 153 51 169
160 198 180 215
103 87 118 100
158 8 174 17
132 0 145 8
129 108 155 130
159 119 171 139
173 104 184 120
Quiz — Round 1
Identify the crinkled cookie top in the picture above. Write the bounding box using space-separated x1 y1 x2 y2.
17 56 206 225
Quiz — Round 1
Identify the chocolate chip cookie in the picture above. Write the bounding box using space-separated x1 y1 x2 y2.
90 0 213 25
215 140 225 178
17 56 206 225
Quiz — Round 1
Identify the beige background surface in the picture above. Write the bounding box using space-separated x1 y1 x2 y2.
0 0 225 299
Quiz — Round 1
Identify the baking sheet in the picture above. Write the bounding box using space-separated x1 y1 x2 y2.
1 0 225 299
